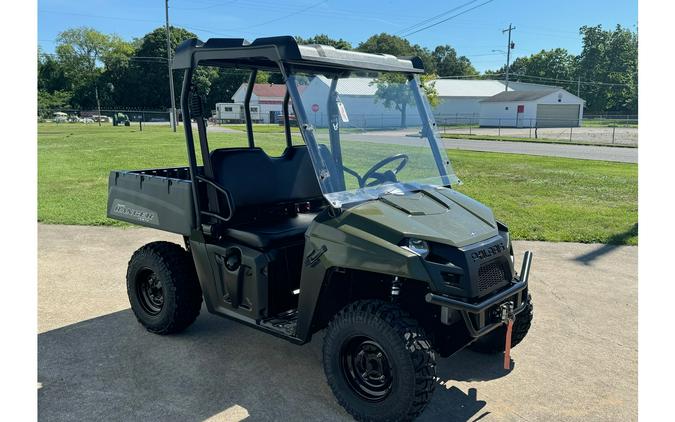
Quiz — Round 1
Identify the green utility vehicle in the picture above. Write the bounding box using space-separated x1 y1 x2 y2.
107 36 533 421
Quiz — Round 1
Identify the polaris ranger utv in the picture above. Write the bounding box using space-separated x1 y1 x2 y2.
107 36 533 421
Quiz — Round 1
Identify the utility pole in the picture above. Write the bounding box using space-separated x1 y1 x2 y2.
502 24 516 91
165 0 177 132
577 76 581 96
95 85 102 127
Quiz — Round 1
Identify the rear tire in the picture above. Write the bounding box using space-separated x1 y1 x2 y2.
323 300 436 422
469 295 534 354
126 241 202 334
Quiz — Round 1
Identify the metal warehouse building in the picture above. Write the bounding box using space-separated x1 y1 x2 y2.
431 79 584 127
478 88 585 128
228 78 585 128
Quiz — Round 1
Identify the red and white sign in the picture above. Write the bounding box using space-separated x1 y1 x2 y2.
311 103 320 112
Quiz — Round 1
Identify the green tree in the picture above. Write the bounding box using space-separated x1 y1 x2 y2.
371 73 439 128
38 90 72 119
432 45 477 77
38 49 70 93
487 25 638 114
54 27 132 108
502 48 578 94
577 25 637 114
359 33 437 73
123 26 198 109
357 33 414 56
296 34 352 50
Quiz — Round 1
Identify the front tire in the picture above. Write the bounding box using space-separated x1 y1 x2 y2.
126 241 202 334
323 300 436 422
469 295 534 354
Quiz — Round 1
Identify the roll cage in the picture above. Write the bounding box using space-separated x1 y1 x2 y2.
172 36 450 229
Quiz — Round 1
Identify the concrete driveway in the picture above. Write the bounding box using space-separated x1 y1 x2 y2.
38 225 637 421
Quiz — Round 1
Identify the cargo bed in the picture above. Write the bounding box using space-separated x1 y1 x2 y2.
107 167 198 235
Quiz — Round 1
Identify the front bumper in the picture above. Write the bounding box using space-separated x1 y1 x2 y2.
425 251 532 337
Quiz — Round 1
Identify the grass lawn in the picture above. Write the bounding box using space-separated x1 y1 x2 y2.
440 133 637 148
38 123 637 245
220 123 300 133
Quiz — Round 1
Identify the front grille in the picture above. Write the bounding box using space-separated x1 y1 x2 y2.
478 261 507 292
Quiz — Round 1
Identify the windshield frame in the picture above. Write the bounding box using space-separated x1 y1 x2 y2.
286 71 460 207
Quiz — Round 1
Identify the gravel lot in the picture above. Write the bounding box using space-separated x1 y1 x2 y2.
38 225 637 421
441 126 638 146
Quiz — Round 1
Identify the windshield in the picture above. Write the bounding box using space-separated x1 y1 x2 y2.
287 72 460 207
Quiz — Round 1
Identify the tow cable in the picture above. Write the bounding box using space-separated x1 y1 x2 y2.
500 302 515 370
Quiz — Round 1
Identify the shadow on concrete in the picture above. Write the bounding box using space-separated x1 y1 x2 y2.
438 349 513 383
38 308 504 421
574 223 637 265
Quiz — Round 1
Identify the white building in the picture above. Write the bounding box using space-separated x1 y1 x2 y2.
298 76 418 129
231 83 288 123
230 78 585 128
478 89 585 128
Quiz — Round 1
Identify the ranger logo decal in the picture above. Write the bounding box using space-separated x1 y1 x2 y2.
111 199 159 225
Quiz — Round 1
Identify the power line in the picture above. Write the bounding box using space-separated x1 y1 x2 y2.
401 0 497 37
38 9 253 37
436 73 633 87
227 0 328 31
509 73 633 87
396 0 480 35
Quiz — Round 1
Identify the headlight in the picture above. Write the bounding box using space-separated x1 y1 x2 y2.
401 238 430 258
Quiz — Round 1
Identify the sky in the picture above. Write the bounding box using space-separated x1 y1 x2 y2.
37 0 637 73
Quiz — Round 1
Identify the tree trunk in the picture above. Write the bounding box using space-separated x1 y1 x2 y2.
400 102 407 129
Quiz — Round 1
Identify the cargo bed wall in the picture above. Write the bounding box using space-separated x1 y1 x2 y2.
107 169 196 235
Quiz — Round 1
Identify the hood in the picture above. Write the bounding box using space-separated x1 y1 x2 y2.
339 188 498 248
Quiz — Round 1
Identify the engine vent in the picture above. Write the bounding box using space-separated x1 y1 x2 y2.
478 261 507 292
441 272 460 286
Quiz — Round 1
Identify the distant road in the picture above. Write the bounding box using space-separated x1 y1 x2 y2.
343 132 638 164
206 125 638 164
440 137 638 163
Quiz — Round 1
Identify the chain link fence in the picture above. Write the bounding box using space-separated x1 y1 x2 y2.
39 108 637 146
39 108 173 129
434 114 638 146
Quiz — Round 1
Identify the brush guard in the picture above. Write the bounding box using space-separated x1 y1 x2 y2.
425 251 532 338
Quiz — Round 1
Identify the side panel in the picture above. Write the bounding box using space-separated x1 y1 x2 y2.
189 238 271 320
107 170 195 235
294 220 431 341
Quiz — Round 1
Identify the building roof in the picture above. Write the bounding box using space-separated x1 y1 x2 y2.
251 83 287 98
479 89 559 103
311 76 379 96
431 79 512 97
232 83 307 102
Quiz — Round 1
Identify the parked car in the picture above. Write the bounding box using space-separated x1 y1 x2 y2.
53 112 68 123
91 115 111 123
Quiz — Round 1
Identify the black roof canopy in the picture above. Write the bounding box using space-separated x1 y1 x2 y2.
172 36 425 74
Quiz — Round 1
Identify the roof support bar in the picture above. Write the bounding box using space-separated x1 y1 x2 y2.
282 90 292 147
180 68 202 228
327 78 345 190
244 70 257 148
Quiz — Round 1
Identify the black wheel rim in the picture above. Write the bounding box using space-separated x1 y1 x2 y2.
340 336 393 402
136 268 164 316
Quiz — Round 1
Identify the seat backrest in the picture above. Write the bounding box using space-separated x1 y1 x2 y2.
209 146 322 213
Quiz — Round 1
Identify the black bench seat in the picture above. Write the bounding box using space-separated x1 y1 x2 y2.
209 145 323 249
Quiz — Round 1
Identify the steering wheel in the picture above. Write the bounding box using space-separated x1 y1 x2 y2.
360 154 409 188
